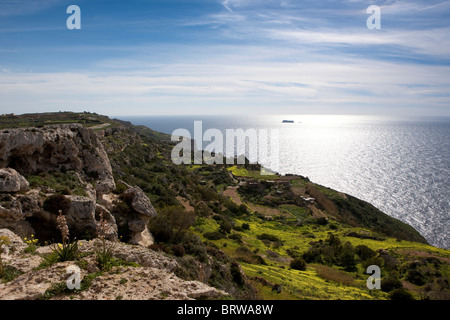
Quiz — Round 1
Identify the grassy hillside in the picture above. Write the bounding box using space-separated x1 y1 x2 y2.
2 112 449 300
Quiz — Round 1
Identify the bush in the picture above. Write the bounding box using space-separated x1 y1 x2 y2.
257 233 282 243
302 247 323 264
235 247 266 265
406 269 426 286
388 288 414 300
355 245 376 261
362 256 384 271
149 206 196 242
290 257 307 271
381 277 403 293
325 233 341 247
241 223 250 230
114 182 128 194
228 233 243 244
203 232 224 241
172 244 186 257
43 194 71 215
338 242 357 271
230 261 245 286
239 204 248 215
219 219 233 234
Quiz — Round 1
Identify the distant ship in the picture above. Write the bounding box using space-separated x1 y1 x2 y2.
282 120 295 123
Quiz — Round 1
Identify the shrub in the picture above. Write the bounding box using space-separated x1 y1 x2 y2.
355 244 376 261
325 233 341 247
172 244 186 257
235 247 266 265
114 182 128 194
43 194 71 215
257 233 282 243
362 256 384 271
286 248 301 259
219 219 233 234
338 242 357 271
381 277 403 293
228 233 243 244
290 257 307 271
302 247 323 264
149 206 196 242
239 204 249 215
203 232 224 240
241 223 250 230
406 269 426 286
388 288 414 300
230 261 245 286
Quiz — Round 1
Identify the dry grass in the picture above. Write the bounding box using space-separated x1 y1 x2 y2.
314 265 355 286
306 183 338 217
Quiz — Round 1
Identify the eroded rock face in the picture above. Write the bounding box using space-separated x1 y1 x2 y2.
119 186 157 247
124 187 157 218
0 168 29 193
0 124 115 195
0 124 158 247
0 234 227 301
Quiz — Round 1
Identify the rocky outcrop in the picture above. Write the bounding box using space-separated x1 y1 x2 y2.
0 232 227 300
114 185 157 247
0 124 115 196
0 193 35 236
0 124 159 248
0 168 29 193
63 196 118 241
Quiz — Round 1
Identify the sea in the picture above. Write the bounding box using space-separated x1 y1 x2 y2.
118 115 450 250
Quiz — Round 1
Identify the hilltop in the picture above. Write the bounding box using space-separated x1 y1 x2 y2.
0 112 449 300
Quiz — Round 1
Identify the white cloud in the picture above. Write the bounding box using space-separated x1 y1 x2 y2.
1 53 449 116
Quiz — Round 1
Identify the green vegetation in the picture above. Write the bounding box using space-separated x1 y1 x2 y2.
2 112 448 300
27 171 88 197
0 111 116 130
227 166 278 180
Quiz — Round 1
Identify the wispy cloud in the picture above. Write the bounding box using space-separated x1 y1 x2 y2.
0 0 61 17
0 0 448 116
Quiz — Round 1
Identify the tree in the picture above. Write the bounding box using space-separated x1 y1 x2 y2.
219 219 233 234
339 242 357 271
149 206 196 242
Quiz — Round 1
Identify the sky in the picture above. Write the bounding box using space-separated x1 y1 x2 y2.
0 0 449 116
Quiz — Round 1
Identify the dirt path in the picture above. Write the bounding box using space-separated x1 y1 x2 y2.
223 186 243 205
176 196 195 212
89 123 111 130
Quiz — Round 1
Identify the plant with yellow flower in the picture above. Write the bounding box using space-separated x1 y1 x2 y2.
48 210 79 262
24 234 39 254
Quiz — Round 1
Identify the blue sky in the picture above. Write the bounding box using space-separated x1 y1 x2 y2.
0 0 449 116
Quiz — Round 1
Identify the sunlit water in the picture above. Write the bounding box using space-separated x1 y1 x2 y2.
120 115 450 249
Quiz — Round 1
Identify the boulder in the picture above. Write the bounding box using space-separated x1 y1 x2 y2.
120 186 157 247
63 196 118 241
124 187 157 218
0 168 29 193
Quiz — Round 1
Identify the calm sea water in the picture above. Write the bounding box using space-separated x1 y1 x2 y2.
119 115 450 249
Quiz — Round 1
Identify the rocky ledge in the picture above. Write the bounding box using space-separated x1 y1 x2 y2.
0 229 227 300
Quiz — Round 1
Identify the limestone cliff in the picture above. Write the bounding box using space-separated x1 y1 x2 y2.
0 124 115 196
0 124 157 247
